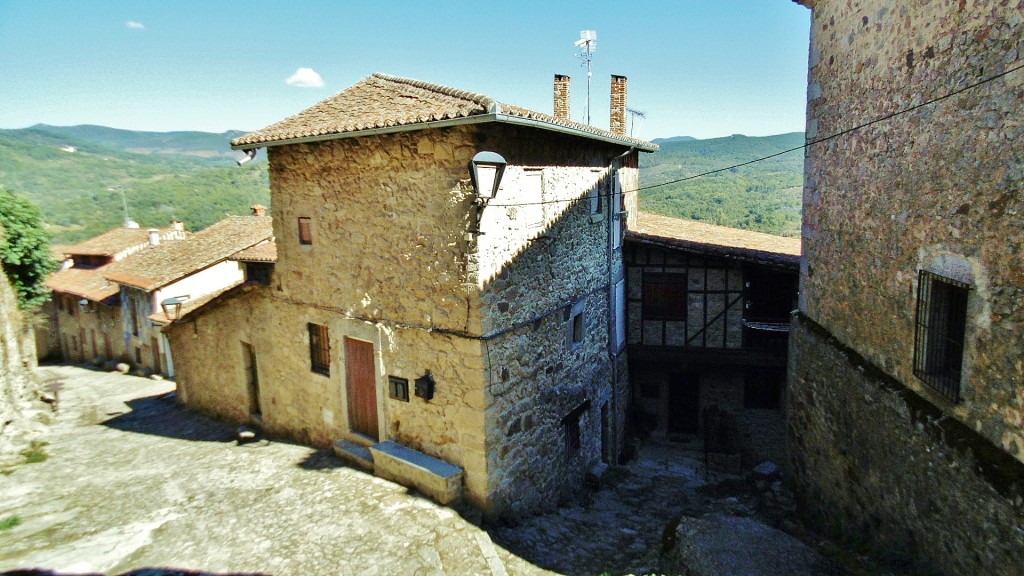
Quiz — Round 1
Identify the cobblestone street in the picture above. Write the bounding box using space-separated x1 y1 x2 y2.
1 366 841 575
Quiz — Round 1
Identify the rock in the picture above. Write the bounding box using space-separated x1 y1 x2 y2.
237 427 258 443
115 362 131 374
664 513 834 576
149 373 164 381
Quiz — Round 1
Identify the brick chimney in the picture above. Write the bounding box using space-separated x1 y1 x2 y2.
251 204 267 217
610 75 627 136
554 74 571 121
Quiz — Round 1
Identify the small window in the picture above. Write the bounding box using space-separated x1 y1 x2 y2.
298 217 313 245
388 376 410 402
572 311 585 344
588 182 602 215
643 273 688 320
130 302 140 337
913 270 969 401
562 401 589 460
308 322 330 375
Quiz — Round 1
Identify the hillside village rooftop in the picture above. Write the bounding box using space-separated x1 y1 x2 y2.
231 72 657 152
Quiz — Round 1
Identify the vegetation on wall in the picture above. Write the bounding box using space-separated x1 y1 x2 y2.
0 189 59 310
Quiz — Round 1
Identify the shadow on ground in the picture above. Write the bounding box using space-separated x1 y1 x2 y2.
102 394 236 443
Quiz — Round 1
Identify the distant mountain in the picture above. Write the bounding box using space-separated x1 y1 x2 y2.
639 132 805 237
0 126 268 243
27 124 246 161
651 135 697 144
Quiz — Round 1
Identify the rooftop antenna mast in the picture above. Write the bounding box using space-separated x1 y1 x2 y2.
627 107 646 137
574 29 597 125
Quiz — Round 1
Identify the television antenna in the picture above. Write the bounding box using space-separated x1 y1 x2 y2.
627 107 646 137
574 29 597 125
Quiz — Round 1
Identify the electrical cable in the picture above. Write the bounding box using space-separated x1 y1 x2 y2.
487 59 1023 206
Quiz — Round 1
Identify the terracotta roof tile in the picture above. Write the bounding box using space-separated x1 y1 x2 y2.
232 73 656 151
46 267 120 302
231 239 276 263
629 212 801 267
104 216 273 292
63 225 187 259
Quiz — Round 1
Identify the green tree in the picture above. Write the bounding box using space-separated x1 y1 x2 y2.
0 189 59 309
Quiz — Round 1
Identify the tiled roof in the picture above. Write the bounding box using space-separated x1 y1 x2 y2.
231 239 276 263
63 225 186 258
46 267 120 302
629 212 801 267
232 73 656 151
104 216 273 291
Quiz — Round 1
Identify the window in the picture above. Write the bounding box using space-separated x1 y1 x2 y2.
566 300 586 348
611 171 623 249
388 376 410 402
130 301 140 337
308 322 330 375
612 278 626 351
643 273 688 320
562 402 589 460
588 182 602 215
913 270 969 401
298 217 313 245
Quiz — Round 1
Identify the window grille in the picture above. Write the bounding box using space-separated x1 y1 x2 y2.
308 323 330 375
913 270 969 401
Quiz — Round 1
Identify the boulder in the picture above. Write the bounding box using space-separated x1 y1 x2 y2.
663 513 833 576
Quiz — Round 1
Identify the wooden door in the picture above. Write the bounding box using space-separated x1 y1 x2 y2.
345 337 378 440
151 336 161 374
668 372 700 435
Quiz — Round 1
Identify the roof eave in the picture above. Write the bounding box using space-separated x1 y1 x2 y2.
232 113 657 153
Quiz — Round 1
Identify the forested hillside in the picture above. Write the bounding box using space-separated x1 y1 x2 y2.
639 132 804 237
0 125 804 244
0 125 268 243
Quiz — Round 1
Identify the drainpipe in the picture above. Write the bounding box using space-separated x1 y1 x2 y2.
607 146 635 463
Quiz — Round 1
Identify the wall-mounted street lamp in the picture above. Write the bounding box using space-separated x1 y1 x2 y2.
468 151 507 237
470 151 507 201
160 297 185 322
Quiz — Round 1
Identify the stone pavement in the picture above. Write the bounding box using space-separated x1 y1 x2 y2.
0 365 856 576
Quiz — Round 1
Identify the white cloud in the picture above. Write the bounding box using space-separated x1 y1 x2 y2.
126 21 145 30
285 67 325 88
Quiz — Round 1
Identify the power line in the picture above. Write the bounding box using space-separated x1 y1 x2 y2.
484 59 1022 208
638 60 1024 192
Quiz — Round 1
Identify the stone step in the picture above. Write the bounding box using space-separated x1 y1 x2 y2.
332 439 374 470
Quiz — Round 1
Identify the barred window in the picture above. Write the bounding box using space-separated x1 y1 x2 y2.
913 270 969 401
308 323 330 375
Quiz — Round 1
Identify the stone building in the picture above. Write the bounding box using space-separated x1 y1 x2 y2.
103 215 272 376
45 224 187 365
167 73 656 518
788 0 1024 572
625 212 799 466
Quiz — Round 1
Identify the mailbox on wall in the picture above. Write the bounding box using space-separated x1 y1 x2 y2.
415 372 435 401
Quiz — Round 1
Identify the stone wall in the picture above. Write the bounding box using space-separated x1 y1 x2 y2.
175 121 639 518
0 268 38 461
798 0 1024 461
788 316 1024 574
791 1 1024 569
52 292 123 364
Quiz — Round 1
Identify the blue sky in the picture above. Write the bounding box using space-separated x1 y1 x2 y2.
0 1 811 140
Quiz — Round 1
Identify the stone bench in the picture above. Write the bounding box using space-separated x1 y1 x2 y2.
369 440 464 505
